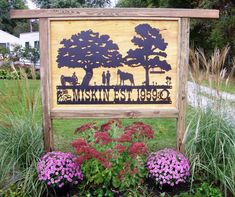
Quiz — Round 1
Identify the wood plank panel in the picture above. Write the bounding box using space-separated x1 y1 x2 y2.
176 18 190 152
39 18 54 152
50 19 178 111
51 108 179 119
10 8 219 19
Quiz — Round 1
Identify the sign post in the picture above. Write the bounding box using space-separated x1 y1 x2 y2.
11 8 219 152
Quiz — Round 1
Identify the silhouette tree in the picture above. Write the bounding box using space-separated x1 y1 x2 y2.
57 30 123 86
125 24 171 86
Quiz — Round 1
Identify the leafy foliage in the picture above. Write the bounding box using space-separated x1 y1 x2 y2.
0 0 30 36
195 182 222 197
71 120 155 195
22 45 40 66
32 0 110 8
117 0 235 70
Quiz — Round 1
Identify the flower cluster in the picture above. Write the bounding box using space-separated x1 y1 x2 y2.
71 138 112 168
37 151 83 188
74 122 97 133
124 122 154 139
72 120 153 168
146 148 190 187
71 120 154 191
128 142 148 157
100 119 122 132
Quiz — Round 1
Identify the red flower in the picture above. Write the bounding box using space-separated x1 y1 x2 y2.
71 138 88 149
74 122 97 133
114 144 126 153
76 156 85 164
100 119 122 132
103 149 113 159
100 120 114 132
124 122 154 139
94 132 112 145
116 133 132 143
128 142 148 157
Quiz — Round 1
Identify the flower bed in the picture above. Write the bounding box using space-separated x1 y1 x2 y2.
36 120 224 196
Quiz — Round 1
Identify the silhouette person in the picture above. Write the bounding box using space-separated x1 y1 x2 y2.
102 71 106 86
106 71 111 86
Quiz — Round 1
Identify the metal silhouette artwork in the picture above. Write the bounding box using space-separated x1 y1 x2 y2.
117 69 135 86
61 72 78 86
125 24 171 86
56 24 173 105
57 30 123 87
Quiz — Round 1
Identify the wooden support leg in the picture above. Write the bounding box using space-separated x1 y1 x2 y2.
40 18 54 152
177 18 190 152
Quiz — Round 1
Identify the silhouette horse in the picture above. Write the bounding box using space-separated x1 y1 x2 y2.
117 69 135 86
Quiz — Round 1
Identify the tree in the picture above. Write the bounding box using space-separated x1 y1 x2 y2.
0 0 30 36
57 30 123 86
116 0 148 7
125 24 171 86
116 0 235 71
22 46 40 68
32 0 110 8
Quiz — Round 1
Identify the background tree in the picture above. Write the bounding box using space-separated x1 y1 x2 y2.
32 0 110 8
117 0 235 71
116 0 147 7
125 24 171 86
22 46 40 68
57 30 123 86
0 0 31 36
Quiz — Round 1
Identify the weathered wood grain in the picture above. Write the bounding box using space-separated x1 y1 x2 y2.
51 108 179 119
40 18 54 152
176 18 190 152
50 19 178 110
10 8 219 19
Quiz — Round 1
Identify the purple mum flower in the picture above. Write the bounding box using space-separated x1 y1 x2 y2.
37 151 83 188
146 148 190 187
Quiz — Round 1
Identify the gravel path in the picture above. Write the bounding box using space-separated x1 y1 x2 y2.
187 81 235 122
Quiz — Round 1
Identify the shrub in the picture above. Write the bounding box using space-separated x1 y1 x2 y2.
71 120 154 195
196 182 222 197
146 148 190 188
0 78 45 196
38 151 83 188
185 108 235 196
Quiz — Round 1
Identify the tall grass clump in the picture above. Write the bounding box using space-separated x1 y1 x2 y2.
189 46 235 97
186 46 235 196
0 73 46 196
185 108 235 196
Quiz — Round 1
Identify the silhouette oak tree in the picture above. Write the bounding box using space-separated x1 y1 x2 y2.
125 24 171 86
57 30 123 86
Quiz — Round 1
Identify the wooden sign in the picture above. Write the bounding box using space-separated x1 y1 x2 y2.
11 8 219 152
51 19 178 109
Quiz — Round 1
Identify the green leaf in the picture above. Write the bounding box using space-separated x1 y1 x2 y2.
112 177 121 188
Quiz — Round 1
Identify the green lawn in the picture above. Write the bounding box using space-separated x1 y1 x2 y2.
0 79 181 153
53 118 177 152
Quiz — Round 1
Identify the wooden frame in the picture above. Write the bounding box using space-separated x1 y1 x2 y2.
11 8 219 19
11 8 219 152
49 17 180 118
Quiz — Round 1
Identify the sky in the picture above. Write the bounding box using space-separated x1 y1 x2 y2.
26 0 117 9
